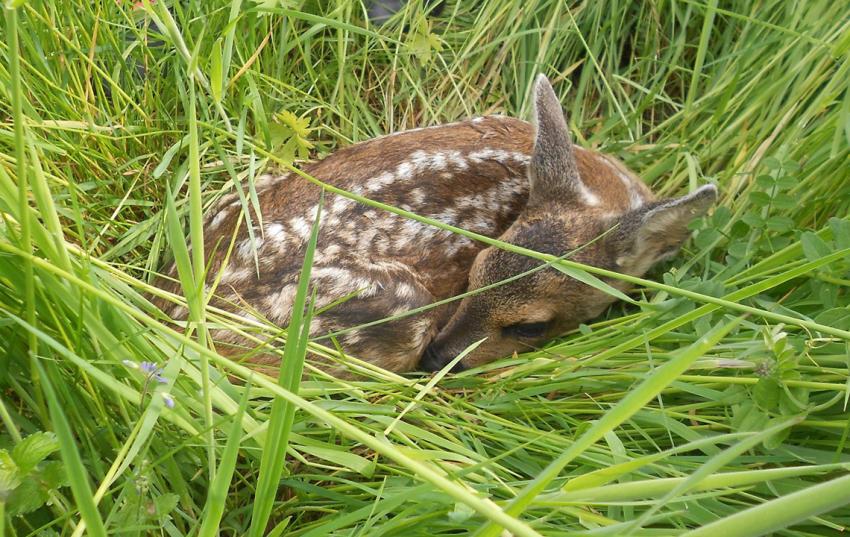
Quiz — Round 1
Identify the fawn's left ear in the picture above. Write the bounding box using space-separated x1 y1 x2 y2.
615 184 718 271
528 74 598 208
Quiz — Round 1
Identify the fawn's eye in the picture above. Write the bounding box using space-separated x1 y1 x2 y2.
502 321 550 339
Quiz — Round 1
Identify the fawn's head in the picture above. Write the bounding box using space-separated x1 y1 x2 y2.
421 74 717 372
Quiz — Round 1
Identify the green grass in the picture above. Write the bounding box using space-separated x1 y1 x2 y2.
2 0 850 535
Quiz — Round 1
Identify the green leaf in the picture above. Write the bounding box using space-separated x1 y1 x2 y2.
38 461 70 490
6 478 49 516
12 431 59 475
748 191 771 206
771 193 796 209
741 213 763 228
753 377 781 411
774 175 797 190
829 218 850 250
408 13 444 63
801 231 832 262
765 215 794 232
762 156 782 169
152 493 180 521
0 451 21 499
815 307 850 330
755 175 775 189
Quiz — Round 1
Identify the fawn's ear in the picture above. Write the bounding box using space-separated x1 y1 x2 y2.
529 74 595 207
615 184 718 272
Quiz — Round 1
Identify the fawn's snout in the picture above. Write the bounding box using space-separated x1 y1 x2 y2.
422 75 717 372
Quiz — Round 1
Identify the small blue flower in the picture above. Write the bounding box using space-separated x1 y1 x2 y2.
138 361 168 384
161 392 175 409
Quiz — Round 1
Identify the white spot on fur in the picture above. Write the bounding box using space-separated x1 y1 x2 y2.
368 172 396 192
266 222 286 242
254 173 280 188
446 150 469 170
266 284 297 322
332 195 354 213
237 237 263 260
289 216 311 241
510 152 531 164
309 318 325 334
314 244 342 264
343 328 363 345
396 162 413 180
395 282 417 300
208 210 229 231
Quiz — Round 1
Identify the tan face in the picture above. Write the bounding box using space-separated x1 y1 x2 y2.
419 74 717 373
420 214 622 371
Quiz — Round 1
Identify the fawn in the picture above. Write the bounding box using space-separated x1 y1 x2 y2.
155 74 716 376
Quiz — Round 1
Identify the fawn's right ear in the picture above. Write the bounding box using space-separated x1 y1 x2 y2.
615 184 718 273
528 74 598 208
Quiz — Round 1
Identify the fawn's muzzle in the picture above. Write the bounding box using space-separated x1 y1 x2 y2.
419 346 467 373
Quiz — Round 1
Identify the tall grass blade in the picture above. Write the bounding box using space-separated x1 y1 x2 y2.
34 360 107 537
248 195 323 537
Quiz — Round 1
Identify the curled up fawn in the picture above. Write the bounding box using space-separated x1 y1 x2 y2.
154 75 717 377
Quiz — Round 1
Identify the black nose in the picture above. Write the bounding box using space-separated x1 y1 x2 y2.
419 346 467 373
419 346 445 372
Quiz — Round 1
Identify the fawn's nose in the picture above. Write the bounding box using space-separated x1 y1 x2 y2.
419 346 467 373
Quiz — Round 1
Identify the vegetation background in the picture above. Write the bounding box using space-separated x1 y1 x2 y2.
2 0 850 535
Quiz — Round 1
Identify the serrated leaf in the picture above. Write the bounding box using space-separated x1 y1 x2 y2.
6 477 49 515
0 450 21 497
152 493 180 521
13 432 59 475
408 14 443 63
38 460 70 489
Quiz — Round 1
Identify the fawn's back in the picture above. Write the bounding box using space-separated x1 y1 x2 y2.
156 75 715 376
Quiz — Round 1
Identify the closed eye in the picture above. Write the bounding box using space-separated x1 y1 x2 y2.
502 321 550 339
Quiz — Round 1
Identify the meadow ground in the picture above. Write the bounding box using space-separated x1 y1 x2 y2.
2 1 850 535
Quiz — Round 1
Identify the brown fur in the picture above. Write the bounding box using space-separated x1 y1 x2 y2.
153 75 716 377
